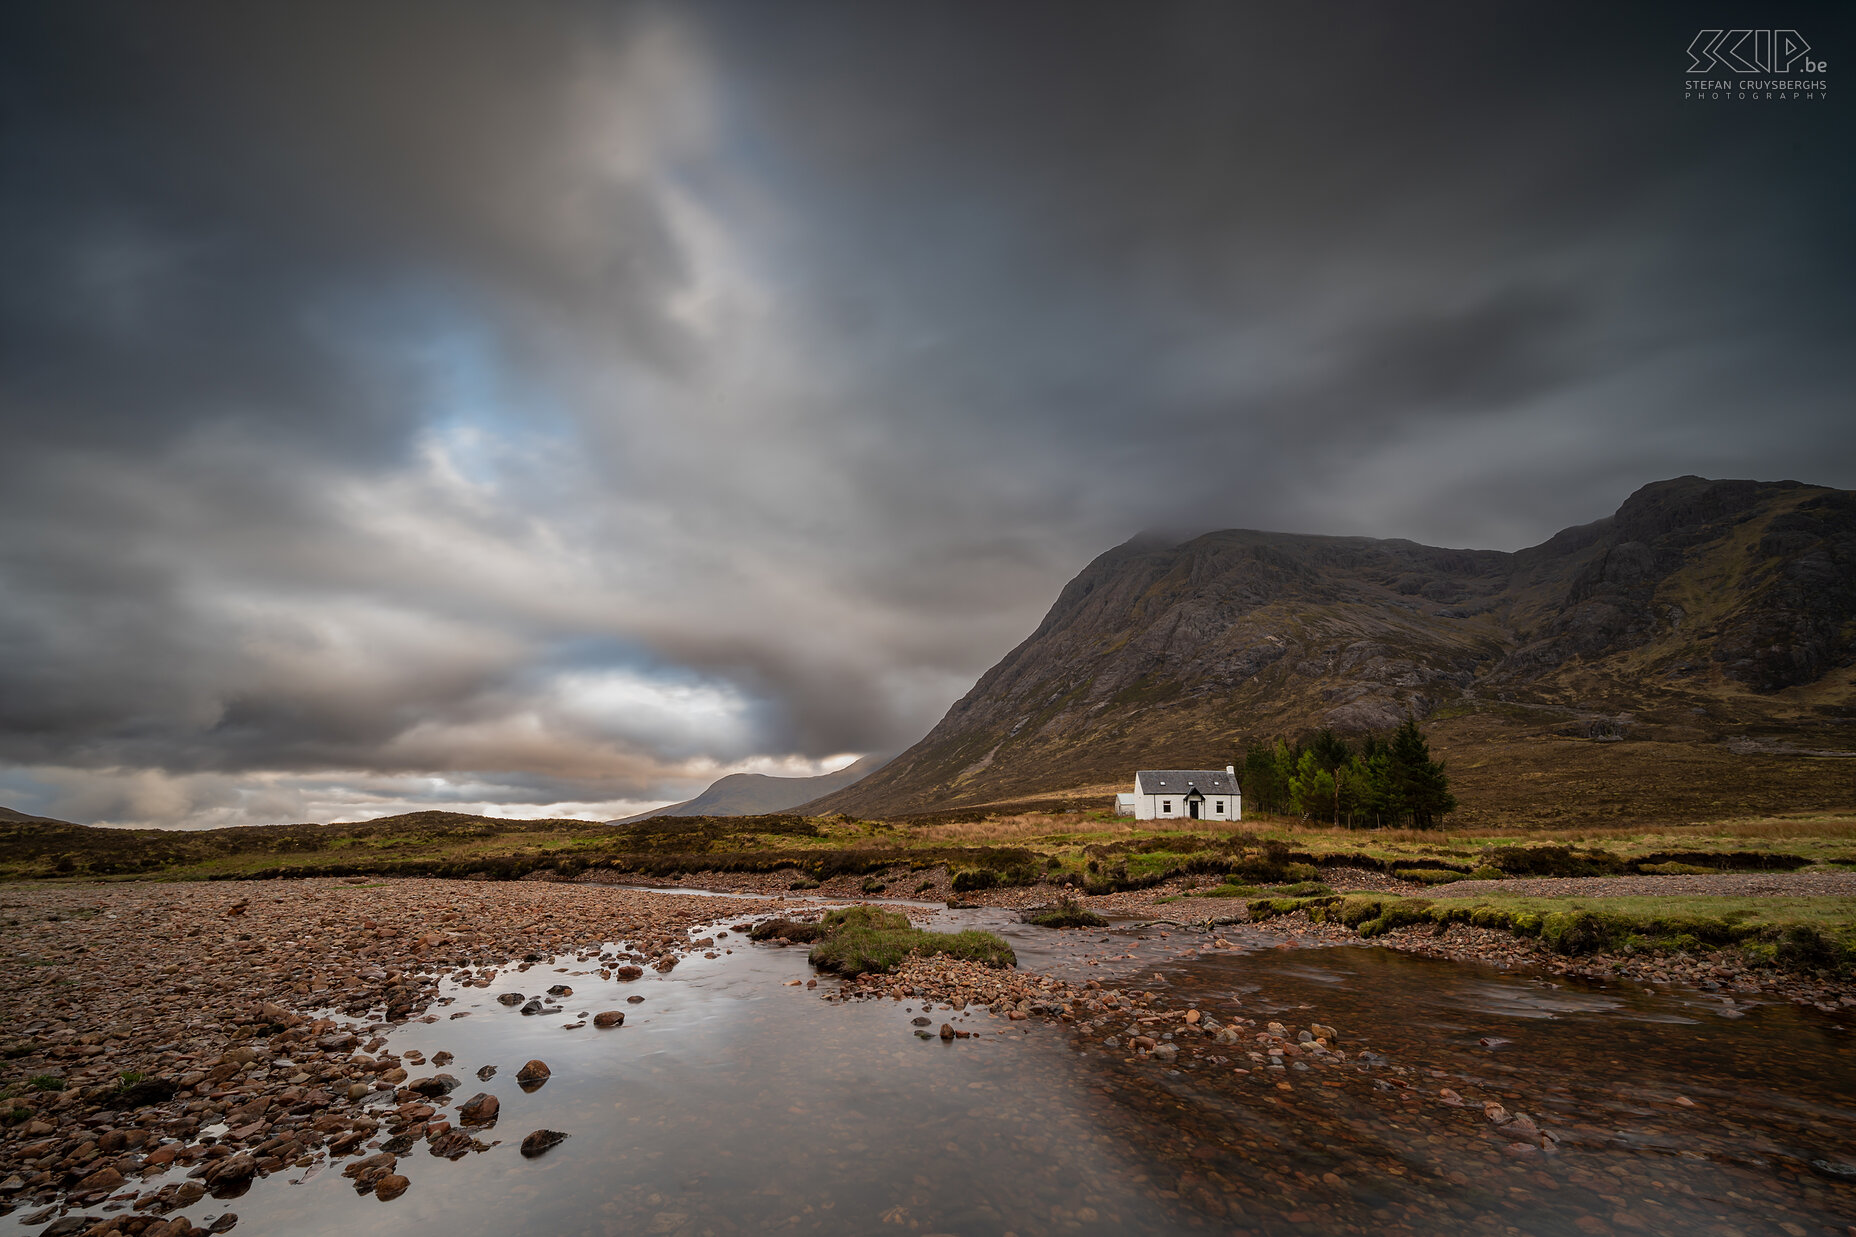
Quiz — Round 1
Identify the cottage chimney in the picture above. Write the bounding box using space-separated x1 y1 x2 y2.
1226 764 1235 778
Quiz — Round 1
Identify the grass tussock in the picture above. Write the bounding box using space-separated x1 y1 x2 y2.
1188 879 1333 900
1248 891 1856 973
748 917 827 943
1393 867 1471 885
809 925 1015 978
749 903 1018 978
1020 897 1109 929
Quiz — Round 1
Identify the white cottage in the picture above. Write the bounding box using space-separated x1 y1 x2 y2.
1129 767 1241 822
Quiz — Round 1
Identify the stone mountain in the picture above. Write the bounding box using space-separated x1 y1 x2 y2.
803 477 1856 826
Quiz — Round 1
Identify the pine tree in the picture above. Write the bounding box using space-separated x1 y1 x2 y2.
1386 719 1456 828
1290 749 1335 821
1241 743 1283 815
1306 729 1351 825
1272 738 1301 815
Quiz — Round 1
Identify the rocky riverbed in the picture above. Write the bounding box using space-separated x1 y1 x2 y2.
0 880 771 1232
3 875 1853 1237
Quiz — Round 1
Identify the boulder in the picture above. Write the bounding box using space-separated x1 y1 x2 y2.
428 1129 473 1159
592 1011 625 1029
457 1093 499 1124
520 1129 568 1158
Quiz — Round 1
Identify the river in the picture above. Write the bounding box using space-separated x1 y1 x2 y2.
15 899 1855 1235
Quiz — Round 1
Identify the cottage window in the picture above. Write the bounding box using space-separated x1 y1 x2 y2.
1215 800 1224 813
1162 800 1172 814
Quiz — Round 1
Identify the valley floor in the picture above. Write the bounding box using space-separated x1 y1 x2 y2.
0 870 1852 1235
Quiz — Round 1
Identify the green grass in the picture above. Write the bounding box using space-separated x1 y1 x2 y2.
808 926 1016 978
1392 867 1470 885
1247 892 1856 972
745 903 1016 978
6 800 1849 898
1183 879 1332 900
1436 893 1856 934
820 905 911 932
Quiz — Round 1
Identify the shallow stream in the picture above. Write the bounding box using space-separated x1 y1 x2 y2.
16 900 1855 1236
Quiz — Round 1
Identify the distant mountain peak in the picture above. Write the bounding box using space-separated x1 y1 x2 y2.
609 753 893 824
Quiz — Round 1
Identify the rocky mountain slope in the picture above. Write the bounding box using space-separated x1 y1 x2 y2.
0 805 75 827
610 753 891 824
806 477 1856 825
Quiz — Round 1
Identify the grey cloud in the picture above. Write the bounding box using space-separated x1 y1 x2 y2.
0 1 1851 824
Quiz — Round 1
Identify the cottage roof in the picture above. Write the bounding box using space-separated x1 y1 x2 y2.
1135 769 1238 795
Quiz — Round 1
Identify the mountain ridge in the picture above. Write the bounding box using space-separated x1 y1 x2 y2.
804 476 1856 823
609 753 892 824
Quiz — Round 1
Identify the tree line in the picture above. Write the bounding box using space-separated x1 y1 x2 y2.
1240 720 1456 829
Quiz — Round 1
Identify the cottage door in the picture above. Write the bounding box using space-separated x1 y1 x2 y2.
1188 799 1200 819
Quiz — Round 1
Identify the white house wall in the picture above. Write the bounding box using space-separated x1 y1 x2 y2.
1131 792 1241 821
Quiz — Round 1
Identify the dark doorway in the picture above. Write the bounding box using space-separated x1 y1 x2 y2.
1189 800 1200 819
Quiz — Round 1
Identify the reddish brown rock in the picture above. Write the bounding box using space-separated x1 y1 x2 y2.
77 1164 124 1192
520 1129 569 1158
456 1093 499 1124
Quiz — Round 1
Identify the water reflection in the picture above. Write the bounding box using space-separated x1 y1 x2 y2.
15 909 1854 1236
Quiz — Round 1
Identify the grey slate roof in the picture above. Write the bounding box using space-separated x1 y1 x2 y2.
1136 769 1238 795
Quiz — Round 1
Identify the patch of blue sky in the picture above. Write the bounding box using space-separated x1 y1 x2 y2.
0 769 60 821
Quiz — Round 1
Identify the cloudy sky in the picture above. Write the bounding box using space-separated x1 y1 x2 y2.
1 2 1851 827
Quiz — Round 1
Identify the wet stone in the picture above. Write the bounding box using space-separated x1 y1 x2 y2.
457 1093 499 1125
407 1073 458 1097
520 1129 569 1158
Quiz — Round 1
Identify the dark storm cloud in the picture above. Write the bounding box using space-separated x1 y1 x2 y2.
0 1 1851 823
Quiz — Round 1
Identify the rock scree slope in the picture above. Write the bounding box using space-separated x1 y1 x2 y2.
804 477 1856 824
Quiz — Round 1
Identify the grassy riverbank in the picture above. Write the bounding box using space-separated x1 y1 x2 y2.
5 804 1852 886
1246 889 1856 970
5 803 1854 975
